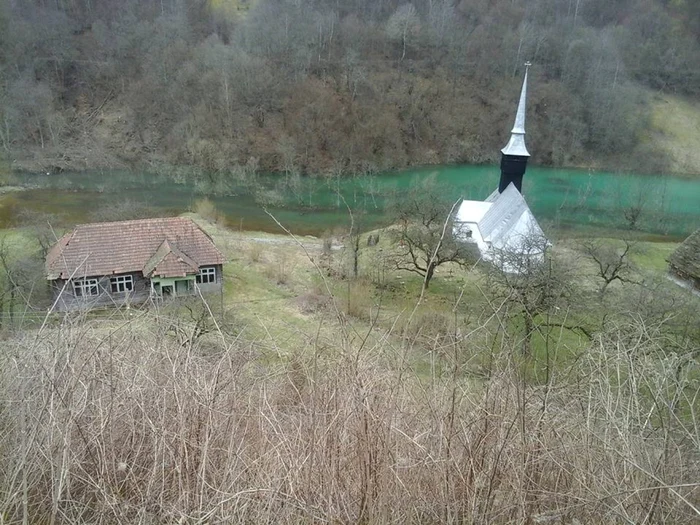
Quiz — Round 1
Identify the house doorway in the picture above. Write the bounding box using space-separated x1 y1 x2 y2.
161 285 173 297
175 280 191 295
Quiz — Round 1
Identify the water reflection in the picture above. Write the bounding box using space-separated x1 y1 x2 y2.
1 165 698 238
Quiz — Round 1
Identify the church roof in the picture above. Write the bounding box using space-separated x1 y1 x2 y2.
480 183 545 250
455 183 546 256
455 200 492 223
480 184 525 240
485 188 500 202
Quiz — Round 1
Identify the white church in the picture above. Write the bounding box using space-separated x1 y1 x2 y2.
453 64 548 272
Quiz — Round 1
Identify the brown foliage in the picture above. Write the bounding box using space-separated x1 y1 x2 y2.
0 305 697 523
2 0 695 174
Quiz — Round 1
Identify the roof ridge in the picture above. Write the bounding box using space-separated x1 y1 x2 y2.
74 216 190 229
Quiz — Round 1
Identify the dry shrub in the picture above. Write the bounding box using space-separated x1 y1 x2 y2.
0 308 698 524
402 309 454 344
342 280 374 321
322 233 334 256
263 248 291 285
295 292 331 314
192 197 222 224
367 248 390 287
247 241 264 263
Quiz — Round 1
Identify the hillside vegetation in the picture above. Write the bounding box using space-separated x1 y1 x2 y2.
1 0 699 175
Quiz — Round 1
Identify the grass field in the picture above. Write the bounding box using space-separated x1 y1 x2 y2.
649 93 700 176
0 212 689 360
186 215 694 380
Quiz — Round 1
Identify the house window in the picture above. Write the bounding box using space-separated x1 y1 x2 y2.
196 266 216 284
73 278 99 297
110 275 134 293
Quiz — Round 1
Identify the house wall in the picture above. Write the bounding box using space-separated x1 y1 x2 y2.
51 273 151 311
50 265 224 311
454 221 490 260
151 276 195 296
196 264 223 294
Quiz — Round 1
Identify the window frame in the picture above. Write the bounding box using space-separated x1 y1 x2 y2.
196 266 217 285
73 278 99 297
110 274 134 294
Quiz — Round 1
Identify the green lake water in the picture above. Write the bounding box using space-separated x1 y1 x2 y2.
1 165 698 238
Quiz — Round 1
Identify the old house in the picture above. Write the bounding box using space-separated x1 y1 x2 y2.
453 63 548 271
668 229 700 292
46 217 224 310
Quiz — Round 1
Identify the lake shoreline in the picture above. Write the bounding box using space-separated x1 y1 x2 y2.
6 153 700 182
1 165 698 239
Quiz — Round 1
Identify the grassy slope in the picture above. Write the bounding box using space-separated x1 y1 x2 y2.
648 93 700 176
0 215 690 376
188 216 695 381
207 0 256 19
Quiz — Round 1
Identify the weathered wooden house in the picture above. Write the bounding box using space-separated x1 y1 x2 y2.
46 217 224 310
668 229 700 291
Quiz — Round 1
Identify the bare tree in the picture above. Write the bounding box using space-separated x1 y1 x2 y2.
13 209 59 258
0 237 47 327
580 238 639 298
386 3 420 63
486 236 579 355
387 178 477 289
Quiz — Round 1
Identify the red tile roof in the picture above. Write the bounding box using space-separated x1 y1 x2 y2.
46 217 224 280
143 239 200 278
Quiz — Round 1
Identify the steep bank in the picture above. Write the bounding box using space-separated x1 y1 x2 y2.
7 83 697 177
2 0 699 177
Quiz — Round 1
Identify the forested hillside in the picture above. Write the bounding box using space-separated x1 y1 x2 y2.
1 0 699 175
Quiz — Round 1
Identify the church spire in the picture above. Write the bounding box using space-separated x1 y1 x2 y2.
501 62 531 157
498 63 531 193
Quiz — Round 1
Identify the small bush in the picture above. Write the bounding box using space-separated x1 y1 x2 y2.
248 242 264 263
295 292 331 314
192 198 219 223
342 280 374 321
263 249 291 285
402 309 454 344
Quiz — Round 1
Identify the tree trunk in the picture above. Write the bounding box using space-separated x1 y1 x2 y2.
352 236 359 278
523 313 533 356
424 263 436 289
401 27 407 62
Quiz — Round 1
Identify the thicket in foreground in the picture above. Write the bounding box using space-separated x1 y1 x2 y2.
0 298 698 524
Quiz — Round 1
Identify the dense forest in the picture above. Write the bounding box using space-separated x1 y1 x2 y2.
0 0 699 176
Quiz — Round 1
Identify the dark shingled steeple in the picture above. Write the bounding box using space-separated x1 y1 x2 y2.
499 63 531 194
